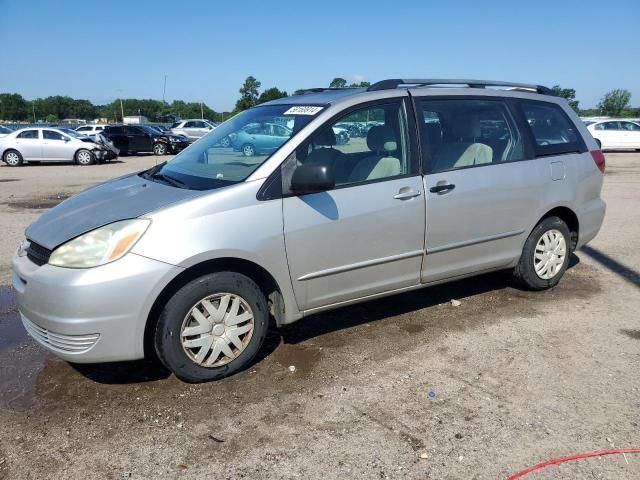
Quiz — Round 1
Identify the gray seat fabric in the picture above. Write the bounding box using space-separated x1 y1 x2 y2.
431 114 493 171
348 125 401 182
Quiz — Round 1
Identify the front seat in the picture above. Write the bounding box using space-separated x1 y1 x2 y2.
348 125 401 183
303 127 348 179
431 114 493 171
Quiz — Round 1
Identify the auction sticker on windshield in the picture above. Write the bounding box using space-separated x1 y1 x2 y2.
283 106 323 115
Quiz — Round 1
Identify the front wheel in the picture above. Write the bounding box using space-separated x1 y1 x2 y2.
75 149 95 166
153 142 167 155
3 149 23 167
513 216 571 290
155 272 269 383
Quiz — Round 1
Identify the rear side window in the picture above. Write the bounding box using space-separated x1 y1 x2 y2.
43 130 65 140
418 99 525 173
17 130 39 139
520 101 586 157
620 122 640 131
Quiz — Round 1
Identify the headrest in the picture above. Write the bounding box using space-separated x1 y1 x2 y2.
366 125 397 153
450 114 481 140
312 127 336 146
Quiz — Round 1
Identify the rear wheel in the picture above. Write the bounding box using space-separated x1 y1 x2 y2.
220 136 231 148
3 149 23 167
242 144 256 157
75 149 95 166
155 272 269 383
513 216 571 290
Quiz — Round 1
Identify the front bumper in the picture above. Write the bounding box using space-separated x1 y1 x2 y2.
169 142 189 153
12 251 183 363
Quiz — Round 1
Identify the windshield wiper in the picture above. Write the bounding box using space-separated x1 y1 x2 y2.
151 172 190 189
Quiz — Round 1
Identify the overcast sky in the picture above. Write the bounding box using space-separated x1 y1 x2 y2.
1 0 638 110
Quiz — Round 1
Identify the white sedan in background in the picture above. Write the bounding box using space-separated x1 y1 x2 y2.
0 127 117 166
587 120 640 151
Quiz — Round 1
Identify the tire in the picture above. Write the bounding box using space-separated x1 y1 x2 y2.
513 216 571 290
154 272 269 383
3 149 23 167
75 149 95 166
220 136 231 148
153 142 167 155
242 144 256 157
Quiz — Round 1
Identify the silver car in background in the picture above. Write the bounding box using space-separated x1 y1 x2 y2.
170 119 217 142
1 127 118 166
12 79 606 383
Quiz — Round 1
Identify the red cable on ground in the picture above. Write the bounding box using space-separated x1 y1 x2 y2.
507 448 640 479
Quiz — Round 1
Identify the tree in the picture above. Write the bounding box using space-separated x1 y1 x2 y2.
0 93 30 121
349 81 371 88
258 87 288 104
330 77 347 88
598 89 632 116
235 76 261 112
552 85 580 113
45 114 58 123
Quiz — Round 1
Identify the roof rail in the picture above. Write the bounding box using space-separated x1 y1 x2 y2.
366 79 556 96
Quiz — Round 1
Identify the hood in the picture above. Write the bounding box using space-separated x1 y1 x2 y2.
25 173 206 250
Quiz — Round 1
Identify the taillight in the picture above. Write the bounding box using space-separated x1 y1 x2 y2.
591 150 606 173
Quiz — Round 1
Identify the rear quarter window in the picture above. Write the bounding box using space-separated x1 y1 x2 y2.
519 101 587 157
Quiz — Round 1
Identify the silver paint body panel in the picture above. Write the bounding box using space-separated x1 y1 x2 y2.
12 87 605 363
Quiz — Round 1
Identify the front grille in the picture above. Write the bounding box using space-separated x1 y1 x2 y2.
26 240 52 266
21 315 100 354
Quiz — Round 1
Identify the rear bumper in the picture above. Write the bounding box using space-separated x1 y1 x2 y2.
12 252 183 363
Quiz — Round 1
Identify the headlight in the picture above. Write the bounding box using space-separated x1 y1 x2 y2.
170 136 181 142
49 219 150 268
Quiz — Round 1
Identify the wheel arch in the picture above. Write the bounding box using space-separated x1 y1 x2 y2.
537 206 579 250
143 256 285 359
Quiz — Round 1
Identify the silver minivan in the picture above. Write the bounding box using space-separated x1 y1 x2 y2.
12 79 606 382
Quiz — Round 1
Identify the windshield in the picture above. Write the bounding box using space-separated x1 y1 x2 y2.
150 104 324 190
0 126 12 134
61 128 85 138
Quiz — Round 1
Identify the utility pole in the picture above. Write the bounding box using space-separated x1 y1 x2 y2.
119 98 125 122
32 104 36 123
162 75 167 103
200 101 204 120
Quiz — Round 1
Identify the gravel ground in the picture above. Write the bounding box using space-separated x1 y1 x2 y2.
0 153 638 479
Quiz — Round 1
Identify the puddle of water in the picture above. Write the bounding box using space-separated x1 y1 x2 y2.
0 286 28 352
4 193 71 210
620 329 640 340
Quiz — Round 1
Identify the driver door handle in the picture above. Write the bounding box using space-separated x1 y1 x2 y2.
393 189 421 200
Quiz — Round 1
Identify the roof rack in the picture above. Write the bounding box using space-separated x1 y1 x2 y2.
293 87 360 96
366 79 556 96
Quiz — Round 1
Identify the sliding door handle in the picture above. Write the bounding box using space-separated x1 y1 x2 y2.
429 183 455 194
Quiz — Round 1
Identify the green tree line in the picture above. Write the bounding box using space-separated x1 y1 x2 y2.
2 78 636 122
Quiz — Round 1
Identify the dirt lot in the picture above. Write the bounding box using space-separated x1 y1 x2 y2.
0 153 638 479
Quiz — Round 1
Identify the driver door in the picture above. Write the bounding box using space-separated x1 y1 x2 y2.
282 98 425 311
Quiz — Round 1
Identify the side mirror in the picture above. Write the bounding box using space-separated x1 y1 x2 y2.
290 163 335 195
